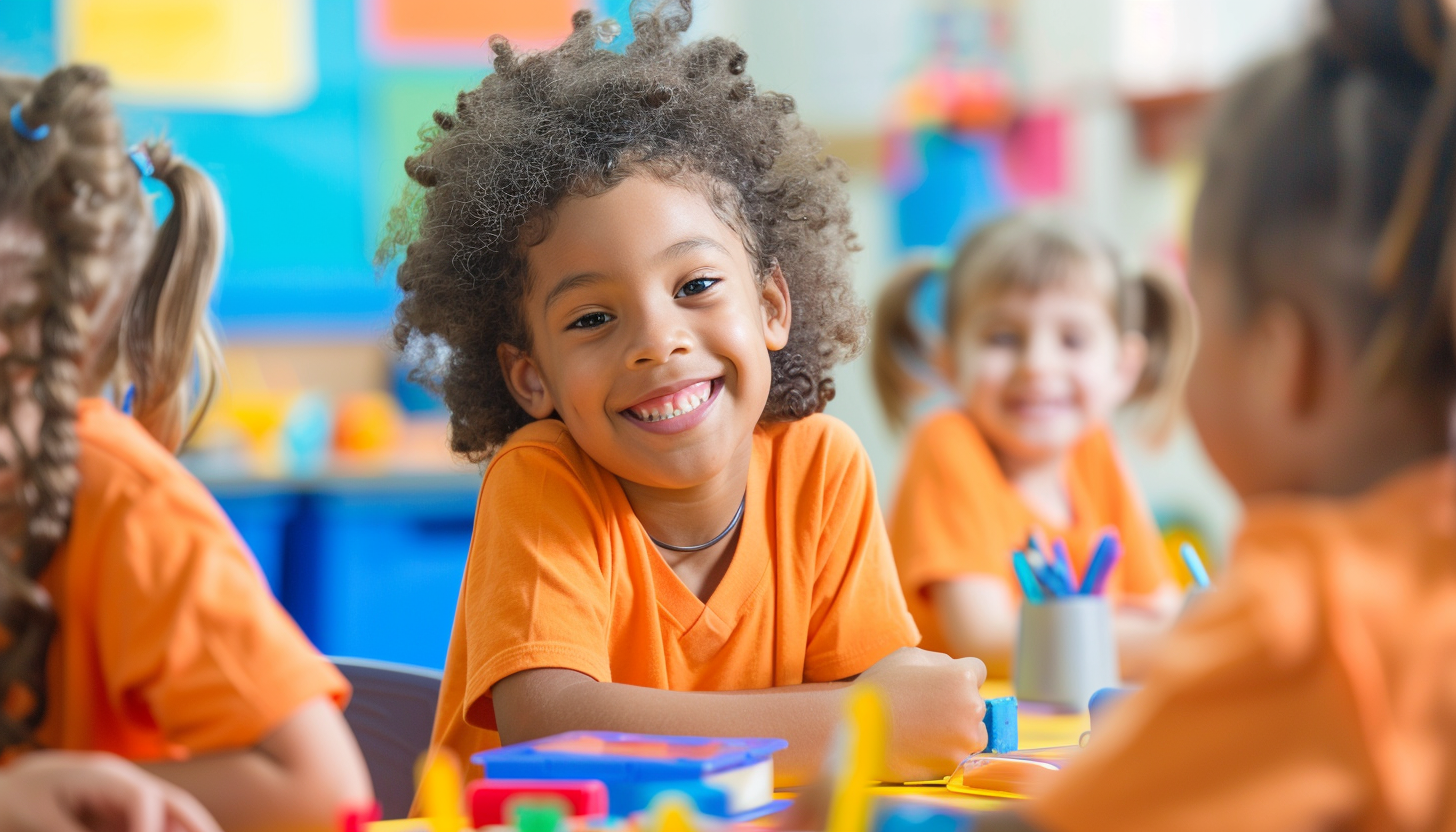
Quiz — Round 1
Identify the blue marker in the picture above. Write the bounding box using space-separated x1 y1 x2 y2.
1051 538 1079 591
1078 531 1122 595
1012 550 1046 603
1023 543 1073 597
1180 542 1211 589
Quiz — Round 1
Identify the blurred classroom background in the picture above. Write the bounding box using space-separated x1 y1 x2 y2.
0 0 1313 669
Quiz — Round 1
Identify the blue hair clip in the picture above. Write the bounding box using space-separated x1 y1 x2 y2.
128 145 155 178
121 384 136 416
10 102 49 141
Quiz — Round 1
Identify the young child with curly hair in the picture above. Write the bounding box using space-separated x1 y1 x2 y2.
873 215 1193 679
388 0 988 787
0 67 371 830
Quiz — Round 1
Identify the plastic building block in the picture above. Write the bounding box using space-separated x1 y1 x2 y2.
871 799 975 832
472 732 788 820
467 779 609 827
1088 687 1135 733
981 696 1018 754
513 803 567 832
827 687 887 832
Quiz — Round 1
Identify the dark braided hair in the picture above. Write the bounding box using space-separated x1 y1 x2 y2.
381 0 864 461
0 66 224 750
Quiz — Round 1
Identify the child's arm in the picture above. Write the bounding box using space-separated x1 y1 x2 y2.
1111 585 1181 680
492 647 989 786
930 577 1018 677
143 697 373 832
0 750 222 832
931 579 1181 680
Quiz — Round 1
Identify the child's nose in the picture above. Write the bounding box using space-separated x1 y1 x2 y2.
1022 332 1061 373
626 305 692 367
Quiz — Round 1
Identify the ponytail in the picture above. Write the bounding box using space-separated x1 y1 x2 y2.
119 142 224 452
1122 268 1198 444
872 260 940 430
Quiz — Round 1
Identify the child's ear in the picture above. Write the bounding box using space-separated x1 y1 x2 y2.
760 263 793 351
497 343 557 419
1114 330 1149 404
1257 300 1323 420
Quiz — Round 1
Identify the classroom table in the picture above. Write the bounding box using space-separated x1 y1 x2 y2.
863 679 1089 811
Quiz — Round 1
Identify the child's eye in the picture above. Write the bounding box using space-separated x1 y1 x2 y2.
1062 331 1089 350
676 277 720 298
987 330 1020 348
569 311 613 330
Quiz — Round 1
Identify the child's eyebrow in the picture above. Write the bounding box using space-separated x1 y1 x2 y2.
543 272 607 312
661 236 732 260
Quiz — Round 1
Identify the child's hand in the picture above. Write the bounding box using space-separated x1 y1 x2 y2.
854 647 988 783
0 750 221 832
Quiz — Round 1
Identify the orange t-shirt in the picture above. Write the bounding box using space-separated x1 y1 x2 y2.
428 414 919 774
29 398 347 760
889 410 1170 654
1028 456 1456 832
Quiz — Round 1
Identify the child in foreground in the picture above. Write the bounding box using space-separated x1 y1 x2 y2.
389 0 987 789
985 0 1456 829
0 68 371 830
874 215 1192 678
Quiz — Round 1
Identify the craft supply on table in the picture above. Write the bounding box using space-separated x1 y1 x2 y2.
473 732 789 821
1013 594 1119 710
1179 542 1211 589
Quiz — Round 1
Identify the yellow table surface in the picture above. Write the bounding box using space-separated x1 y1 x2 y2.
863 679 1087 810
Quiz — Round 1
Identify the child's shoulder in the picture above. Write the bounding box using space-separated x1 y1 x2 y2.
487 418 600 480
755 412 869 471
75 398 198 498
1239 456 1453 569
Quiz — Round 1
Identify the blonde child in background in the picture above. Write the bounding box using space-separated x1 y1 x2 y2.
0 68 371 831
1002 0 1456 828
874 215 1194 678
387 1 988 791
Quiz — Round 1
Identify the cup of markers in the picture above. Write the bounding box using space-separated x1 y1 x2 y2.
1011 531 1121 711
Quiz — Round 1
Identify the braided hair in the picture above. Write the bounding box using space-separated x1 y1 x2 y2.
381 0 864 461
0 66 224 750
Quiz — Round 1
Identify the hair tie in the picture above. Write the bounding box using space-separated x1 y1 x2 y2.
9 102 49 142
128 145 155 179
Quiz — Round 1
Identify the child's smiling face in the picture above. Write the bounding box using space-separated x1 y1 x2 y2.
953 276 1144 466
500 174 791 490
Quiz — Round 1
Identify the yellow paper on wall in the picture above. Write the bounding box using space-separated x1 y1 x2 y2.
60 0 315 112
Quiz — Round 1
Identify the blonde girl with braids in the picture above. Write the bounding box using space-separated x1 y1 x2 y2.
0 67 371 830
873 214 1193 679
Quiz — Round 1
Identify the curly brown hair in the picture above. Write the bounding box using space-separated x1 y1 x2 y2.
381 0 864 461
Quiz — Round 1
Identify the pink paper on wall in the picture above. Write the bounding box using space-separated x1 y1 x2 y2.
1003 109 1068 199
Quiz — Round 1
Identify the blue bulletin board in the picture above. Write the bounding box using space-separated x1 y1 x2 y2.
0 0 633 332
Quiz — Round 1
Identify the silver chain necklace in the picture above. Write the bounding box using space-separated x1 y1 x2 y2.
650 495 747 553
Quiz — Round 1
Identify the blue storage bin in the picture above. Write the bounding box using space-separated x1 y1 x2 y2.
212 491 298 597
285 480 479 669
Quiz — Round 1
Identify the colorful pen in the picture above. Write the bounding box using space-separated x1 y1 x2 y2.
1180 542 1211 588
1011 549 1046 603
1078 530 1122 595
1051 538 1079 590
1024 542 1073 597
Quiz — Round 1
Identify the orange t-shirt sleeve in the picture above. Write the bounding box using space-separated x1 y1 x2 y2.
891 414 1009 600
1026 538 1366 832
458 443 614 728
96 481 347 756
802 420 920 682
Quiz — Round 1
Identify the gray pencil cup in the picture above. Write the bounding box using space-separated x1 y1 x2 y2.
1013 595 1119 711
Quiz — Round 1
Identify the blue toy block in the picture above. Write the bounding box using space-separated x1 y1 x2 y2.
872 799 975 832
982 696 1018 754
1088 687 1136 733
